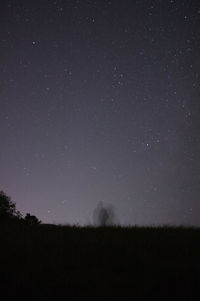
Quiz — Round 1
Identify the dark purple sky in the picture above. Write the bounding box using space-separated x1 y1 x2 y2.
1 0 200 225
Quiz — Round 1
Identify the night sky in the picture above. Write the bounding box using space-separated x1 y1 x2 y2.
1 0 200 226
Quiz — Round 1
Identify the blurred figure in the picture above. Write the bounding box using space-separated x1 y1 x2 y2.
93 201 119 226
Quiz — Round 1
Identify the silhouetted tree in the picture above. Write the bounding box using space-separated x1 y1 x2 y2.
25 213 41 225
0 191 21 220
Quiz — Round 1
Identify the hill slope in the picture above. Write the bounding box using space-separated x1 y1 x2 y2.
0 222 200 300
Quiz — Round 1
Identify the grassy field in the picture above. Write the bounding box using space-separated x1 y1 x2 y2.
0 221 200 300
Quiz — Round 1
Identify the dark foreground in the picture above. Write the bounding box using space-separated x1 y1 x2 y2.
0 221 200 301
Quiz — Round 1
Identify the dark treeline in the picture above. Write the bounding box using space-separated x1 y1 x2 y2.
0 190 41 224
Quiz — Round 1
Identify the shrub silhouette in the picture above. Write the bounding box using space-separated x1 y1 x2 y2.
25 213 41 225
0 190 21 220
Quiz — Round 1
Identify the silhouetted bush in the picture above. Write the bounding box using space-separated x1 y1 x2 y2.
25 213 41 225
